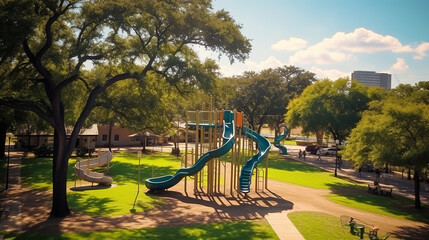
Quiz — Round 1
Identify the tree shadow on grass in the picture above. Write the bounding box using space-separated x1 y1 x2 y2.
391 224 429 240
67 194 118 216
329 187 429 224
21 157 52 190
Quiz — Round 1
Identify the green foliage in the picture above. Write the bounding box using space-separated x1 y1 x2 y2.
343 82 429 208
75 147 95 157
8 220 278 240
286 78 382 142
228 66 316 133
343 82 429 170
32 145 53 158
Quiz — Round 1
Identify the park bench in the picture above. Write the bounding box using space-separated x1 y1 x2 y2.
368 184 393 197
347 218 365 239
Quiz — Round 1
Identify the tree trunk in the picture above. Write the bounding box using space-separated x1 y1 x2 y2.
414 168 421 209
50 130 71 218
315 130 324 145
407 167 411 180
0 124 7 158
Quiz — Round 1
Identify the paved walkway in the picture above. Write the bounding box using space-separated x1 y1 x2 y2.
0 155 22 234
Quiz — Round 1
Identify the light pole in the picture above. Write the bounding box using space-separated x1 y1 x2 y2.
334 139 339 177
5 132 14 190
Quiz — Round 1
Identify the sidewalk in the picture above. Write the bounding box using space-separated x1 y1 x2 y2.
283 146 429 205
0 156 22 234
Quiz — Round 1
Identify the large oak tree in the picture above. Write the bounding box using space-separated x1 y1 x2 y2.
0 0 250 217
286 78 384 144
343 82 429 208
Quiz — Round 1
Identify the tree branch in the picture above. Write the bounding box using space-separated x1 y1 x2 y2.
66 72 138 156
0 99 54 126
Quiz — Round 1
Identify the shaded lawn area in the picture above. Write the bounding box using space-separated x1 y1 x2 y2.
267 153 359 189
20 152 182 216
328 193 429 224
7 220 278 240
288 211 394 240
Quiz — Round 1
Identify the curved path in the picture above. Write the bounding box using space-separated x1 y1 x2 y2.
2 153 429 240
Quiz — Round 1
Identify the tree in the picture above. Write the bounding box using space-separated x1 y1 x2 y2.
285 78 382 144
229 66 315 133
0 0 250 217
343 82 429 208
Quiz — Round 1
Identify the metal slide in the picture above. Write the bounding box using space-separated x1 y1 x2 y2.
239 127 271 193
145 110 235 191
74 151 113 186
274 127 288 155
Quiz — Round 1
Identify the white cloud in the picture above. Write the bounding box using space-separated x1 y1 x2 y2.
414 42 429 60
290 27 413 65
290 46 351 65
310 67 349 80
390 58 409 71
272 37 307 51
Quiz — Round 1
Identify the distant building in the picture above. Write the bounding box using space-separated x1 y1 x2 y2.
351 71 391 90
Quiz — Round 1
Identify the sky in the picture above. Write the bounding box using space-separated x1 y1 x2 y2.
200 0 429 88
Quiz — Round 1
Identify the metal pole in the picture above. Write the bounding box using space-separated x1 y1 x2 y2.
5 136 11 190
334 140 339 177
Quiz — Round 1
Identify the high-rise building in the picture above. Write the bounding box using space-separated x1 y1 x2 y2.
351 71 391 90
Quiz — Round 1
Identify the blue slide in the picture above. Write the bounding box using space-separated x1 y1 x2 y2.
145 111 235 191
239 127 271 193
274 127 288 155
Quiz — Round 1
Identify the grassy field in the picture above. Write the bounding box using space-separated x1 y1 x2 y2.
267 153 358 189
20 152 182 216
5 220 279 240
328 193 429 223
288 211 394 240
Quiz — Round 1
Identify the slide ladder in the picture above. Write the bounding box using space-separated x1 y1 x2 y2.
274 127 288 155
145 110 235 191
74 151 113 186
239 127 271 193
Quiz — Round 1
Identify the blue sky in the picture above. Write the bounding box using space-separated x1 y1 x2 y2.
204 0 429 88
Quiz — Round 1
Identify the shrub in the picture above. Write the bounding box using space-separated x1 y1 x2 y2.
33 145 53 157
75 147 95 157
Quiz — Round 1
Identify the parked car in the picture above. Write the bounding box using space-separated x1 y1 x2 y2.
305 145 320 154
320 147 339 155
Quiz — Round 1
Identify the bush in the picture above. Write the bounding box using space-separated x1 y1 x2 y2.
33 145 53 157
75 147 95 157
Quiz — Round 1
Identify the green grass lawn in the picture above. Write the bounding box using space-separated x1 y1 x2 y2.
288 211 359 240
328 193 429 223
6 220 278 240
267 153 358 189
20 152 183 216
288 211 394 240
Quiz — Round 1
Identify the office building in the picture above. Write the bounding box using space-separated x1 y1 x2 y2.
351 71 391 90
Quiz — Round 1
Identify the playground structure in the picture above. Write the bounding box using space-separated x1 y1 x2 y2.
145 110 271 195
74 151 113 186
274 126 288 155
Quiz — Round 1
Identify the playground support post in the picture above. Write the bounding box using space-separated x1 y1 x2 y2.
184 111 188 194
133 151 142 210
